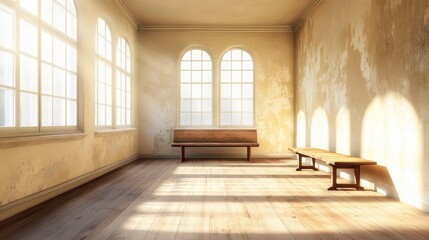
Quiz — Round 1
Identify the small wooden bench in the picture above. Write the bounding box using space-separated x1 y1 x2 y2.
288 147 377 190
172 129 259 162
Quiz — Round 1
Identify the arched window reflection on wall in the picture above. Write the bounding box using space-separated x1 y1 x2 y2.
179 49 213 127
220 49 254 126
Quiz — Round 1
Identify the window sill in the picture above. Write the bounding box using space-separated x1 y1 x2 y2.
94 128 137 137
0 132 87 149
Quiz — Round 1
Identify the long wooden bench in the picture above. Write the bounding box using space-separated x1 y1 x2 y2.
172 129 259 162
288 147 377 190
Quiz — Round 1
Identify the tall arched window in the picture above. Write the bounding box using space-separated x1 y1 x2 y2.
95 18 112 127
0 0 77 134
116 37 131 127
220 49 254 126
180 49 213 126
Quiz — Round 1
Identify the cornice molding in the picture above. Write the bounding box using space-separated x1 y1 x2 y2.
293 0 322 31
138 25 293 33
113 0 322 33
112 0 139 30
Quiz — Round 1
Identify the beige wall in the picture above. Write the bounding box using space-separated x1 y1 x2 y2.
0 0 139 219
138 31 295 157
295 0 429 211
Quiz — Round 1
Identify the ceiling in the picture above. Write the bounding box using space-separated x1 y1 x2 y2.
120 0 314 27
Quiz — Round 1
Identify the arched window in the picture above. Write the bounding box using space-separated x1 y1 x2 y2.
180 49 213 126
115 37 131 127
220 49 254 126
0 0 77 133
95 18 112 127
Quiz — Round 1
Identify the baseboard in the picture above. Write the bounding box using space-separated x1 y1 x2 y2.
0 154 139 222
139 153 296 159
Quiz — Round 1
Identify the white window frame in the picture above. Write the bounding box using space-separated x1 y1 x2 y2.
179 48 213 127
219 48 254 127
0 0 79 137
115 37 132 127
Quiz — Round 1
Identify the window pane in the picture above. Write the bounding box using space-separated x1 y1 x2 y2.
67 45 76 72
53 1 66 33
20 92 38 127
243 71 253 82
67 72 76 99
220 84 231 98
202 99 212 112
0 88 15 127
191 113 201 125
231 84 241 98
67 99 76 126
201 84 212 98
53 67 66 97
231 113 241 125
191 61 201 70
232 50 241 60
221 113 231 126
41 63 53 94
191 50 201 61
20 55 38 92
66 11 76 40
242 113 254 125
106 65 112 85
242 84 253 98
243 61 253 70
20 20 38 56
191 71 201 82
181 99 190 112
221 99 231 112
242 99 253 112
232 99 241 112
0 5 14 50
202 71 211 83
98 83 105 104
191 99 201 112
181 71 190 82
0 51 14 87
53 37 66 68
20 0 38 16
231 71 241 82
42 95 53 126
181 61 190 70
181 84 191 98
53 97 65 126
221 71 231 82
201 113 212 125
191 84 201 98
202 61 211 70
41 0 53 24
105 105 112 125
97 60 105 83
42 31 53 63
97 104 105 125
181 113 190 125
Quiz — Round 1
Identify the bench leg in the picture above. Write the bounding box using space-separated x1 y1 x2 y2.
328 165 338 190
328 165 364 190
247 146 251 162
296 154 318 171
180 146 185 163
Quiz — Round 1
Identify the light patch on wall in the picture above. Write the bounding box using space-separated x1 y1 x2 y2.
336 106 350 155
296 111 306 147
361 91 424 208
310 107 329 150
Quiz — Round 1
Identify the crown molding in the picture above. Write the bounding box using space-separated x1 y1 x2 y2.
293 0 322 31
112 0 139 30
138 25 293 33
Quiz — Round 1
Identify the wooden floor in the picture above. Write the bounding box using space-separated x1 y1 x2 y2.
1 159 429 240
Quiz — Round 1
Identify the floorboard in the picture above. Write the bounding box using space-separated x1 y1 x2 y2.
0 158 429 240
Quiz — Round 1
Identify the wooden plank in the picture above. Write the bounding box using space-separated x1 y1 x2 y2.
173 129 258 143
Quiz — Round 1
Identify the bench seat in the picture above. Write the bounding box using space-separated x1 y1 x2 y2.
289 147 377 190
172 129 259 162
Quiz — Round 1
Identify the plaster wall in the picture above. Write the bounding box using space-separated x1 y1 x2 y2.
295 0 429 211
138 31 295 157
0 0 138 215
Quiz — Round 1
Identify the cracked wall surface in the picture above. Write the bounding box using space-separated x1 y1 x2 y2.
295 0 429 211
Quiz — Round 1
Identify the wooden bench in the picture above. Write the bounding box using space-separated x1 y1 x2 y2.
172 129 259 162
288 147 377 190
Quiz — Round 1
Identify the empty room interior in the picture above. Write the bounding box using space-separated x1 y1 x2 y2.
1 0 429 239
